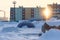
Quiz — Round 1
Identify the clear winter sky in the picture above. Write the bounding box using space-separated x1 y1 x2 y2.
0 0 60 20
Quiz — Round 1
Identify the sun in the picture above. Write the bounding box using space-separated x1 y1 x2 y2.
44 7 50 19
43 6 52 20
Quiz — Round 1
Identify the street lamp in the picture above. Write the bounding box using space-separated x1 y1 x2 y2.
13 1 16 8
13 1 16 21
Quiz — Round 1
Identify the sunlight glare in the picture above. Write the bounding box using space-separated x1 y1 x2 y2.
43 6 52 20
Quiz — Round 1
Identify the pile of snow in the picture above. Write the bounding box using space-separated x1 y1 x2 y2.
48 17 57 21
39 29 60 40
32 21 45 28
32 20 60 28
46 20 60 27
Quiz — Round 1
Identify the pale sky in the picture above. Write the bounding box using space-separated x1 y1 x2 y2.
0 0 60 20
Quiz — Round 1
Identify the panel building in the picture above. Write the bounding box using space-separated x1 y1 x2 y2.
10 6 43 21
15 7 23 21
48 3 60 19
24 8 33 20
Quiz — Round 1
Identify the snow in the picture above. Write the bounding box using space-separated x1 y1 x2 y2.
1 27 42 34
39 29 60 40
0 19 60 40
0 28 41 40
0 21 42 40
32 21 45 28
0 29 40 40
32 20 60 28
46 20 60 26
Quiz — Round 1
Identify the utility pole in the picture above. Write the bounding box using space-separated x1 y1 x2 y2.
13 1 16 21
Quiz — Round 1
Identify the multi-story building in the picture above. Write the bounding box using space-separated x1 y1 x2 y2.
24 7 33 20
10 8 15 21
10 7 23 21
48 3 60 19
34 7 39 19
15 7 23 21
10 6 42 21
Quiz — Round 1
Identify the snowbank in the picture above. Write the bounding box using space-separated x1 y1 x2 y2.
39 29 60 40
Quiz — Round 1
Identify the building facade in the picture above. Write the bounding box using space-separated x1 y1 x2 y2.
10 8 15 21
15 7 23 21
24 8 32 20
10 7 42 21
10 7 23 21
34 7 39 19
48 3 60 19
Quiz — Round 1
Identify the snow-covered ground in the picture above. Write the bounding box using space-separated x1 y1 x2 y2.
39 29 60 40
0 19 60 40
0 21 42 40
